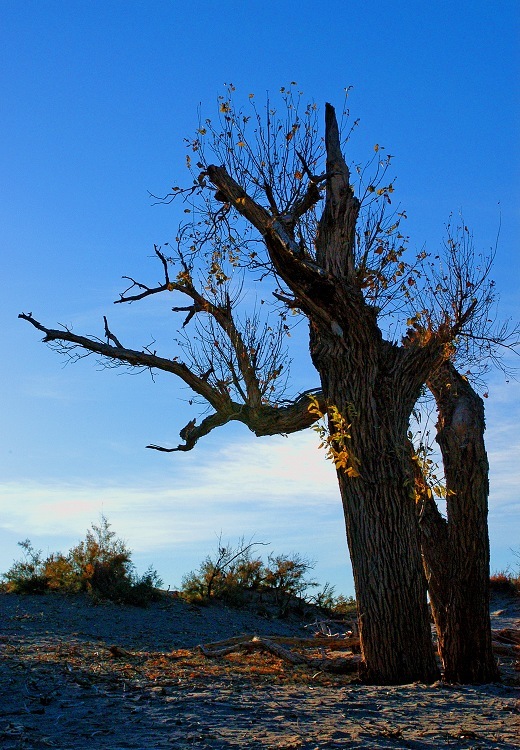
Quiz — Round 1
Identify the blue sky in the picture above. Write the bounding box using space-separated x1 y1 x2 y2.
1 1 519 595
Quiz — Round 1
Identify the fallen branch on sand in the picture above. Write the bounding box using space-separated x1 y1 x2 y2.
198 634 362 674
491 628 520 658
197 628 520 678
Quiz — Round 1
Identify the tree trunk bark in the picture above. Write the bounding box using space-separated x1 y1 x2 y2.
312 332 439 685
337 462 439 684
420 362 499 683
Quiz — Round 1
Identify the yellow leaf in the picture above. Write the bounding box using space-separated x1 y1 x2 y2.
176 270 192 285
236 196 246 206
237 141 246 148
374 144 380 152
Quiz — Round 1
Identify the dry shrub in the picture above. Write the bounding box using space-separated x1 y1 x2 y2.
181 537 353 617
490 571 519 596
2 516 162 606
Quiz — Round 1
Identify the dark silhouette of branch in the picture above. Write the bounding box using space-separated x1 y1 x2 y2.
20 311 323 450
103 316 123 348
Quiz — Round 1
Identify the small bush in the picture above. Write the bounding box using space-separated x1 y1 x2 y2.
180 538 345 616
2 540 50 594
327 593 358 617
2 517 163 606
310 581 337 610
309 583 357 617
181 539 267 606
490 571 519 596
263 552 318 616
88 559 163 606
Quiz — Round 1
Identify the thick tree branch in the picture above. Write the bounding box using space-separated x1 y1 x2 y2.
148 389 325 452
20 311 324 451
206 165 273 235
116 246 266 408
147 411 234 452
421 359 499 682
248 388 326 437
399 296 480 402
207 164 340 328
206 161 369 341
206 165 332 286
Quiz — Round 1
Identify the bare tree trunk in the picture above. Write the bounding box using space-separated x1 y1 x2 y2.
420 361 499 683
313 333 439 685
338 463 438 684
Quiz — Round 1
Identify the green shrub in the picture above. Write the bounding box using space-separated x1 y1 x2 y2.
181 539 266 606
327 593 358 617
490 548 520 596
263 552 318 616
68 517 133 592
181 538 328 616
308 582 357 617
88 559 163 606
2 517 163 606
2 540 49 594
44 552 79 591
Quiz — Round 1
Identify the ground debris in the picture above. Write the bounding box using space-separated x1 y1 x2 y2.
1 591 518 749
198 633 362 674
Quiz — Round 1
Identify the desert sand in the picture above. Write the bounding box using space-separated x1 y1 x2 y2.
1 590 518 749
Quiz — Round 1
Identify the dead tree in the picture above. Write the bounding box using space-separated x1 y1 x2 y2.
20 87 514 684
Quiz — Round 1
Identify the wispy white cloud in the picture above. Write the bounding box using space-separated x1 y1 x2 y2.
0 432 350 587
1 422 518 591
0 433 338 529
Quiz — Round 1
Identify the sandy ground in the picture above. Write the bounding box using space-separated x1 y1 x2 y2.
0 590 518 749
